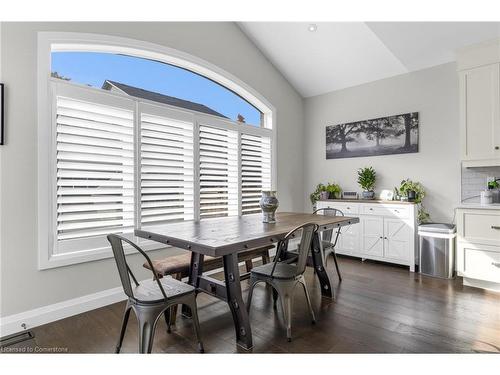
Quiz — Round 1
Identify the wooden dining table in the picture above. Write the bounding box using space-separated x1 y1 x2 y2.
135 211 359 350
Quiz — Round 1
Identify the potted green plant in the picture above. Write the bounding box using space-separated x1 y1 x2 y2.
395 178 430 223
309 183 328 207
357 167 376 200
488 179 500 203
397 178 424 202
326 182 342 199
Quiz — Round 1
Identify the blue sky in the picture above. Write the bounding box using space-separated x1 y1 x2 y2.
51 52 261 125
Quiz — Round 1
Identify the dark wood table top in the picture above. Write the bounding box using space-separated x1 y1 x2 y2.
135 212 359 257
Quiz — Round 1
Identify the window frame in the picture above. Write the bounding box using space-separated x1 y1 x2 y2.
37 32 277 270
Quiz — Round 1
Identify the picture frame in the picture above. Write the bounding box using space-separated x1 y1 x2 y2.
0 83 4 145
326 112 419 159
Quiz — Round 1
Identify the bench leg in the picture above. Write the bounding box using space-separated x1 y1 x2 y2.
245 259 254 272
261 250 270 265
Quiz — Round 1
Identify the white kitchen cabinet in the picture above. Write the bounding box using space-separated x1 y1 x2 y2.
456 207 500 291
457 39 500 165
459 63 500 161
316 200 417 271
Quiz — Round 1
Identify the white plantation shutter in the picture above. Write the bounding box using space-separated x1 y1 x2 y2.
140 109 194 226
241 133 272 214
47 82 273 265
199 124 238 219
55 95 135 243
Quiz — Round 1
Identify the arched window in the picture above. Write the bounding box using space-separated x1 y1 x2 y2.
51 51 263 126
38 33 275 268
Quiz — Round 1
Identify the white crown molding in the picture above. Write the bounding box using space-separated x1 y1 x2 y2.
456 37 500 71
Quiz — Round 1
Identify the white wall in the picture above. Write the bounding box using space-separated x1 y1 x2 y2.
304 62 460 222
0 22 304 317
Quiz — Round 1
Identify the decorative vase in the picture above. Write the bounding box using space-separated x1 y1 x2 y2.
362 190 375 200
260 191 279 223
319 191 330 200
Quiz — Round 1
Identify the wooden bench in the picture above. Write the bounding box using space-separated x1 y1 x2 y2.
143 245 274 328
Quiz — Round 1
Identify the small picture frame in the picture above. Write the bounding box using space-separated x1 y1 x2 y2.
380 189 394 201
0 83 4 145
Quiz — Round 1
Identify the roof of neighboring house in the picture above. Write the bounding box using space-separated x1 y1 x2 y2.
102 80 228 119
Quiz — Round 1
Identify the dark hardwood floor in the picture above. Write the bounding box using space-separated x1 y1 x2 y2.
7 256 500 353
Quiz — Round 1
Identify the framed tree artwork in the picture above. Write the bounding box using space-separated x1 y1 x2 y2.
0 83 4 145
326 112 419 159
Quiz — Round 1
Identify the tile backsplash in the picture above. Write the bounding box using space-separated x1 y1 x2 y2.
461 166 500 203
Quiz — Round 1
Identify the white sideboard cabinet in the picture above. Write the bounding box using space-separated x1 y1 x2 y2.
316 200 418 271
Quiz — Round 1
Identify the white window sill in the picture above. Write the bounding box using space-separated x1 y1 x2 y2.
38 239 174 270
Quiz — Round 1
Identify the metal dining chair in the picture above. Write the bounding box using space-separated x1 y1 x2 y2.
313 208 344 281
246 223 318 342
107 234 204 354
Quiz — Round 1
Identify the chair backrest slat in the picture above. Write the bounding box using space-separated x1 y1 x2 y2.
313 208 344 244
273 222 318 277
294 223 317 275
107 234 169 302
107 234 136 299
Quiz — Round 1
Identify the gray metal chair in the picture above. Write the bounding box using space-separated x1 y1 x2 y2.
246 223 318 342
107 234 204 354
313 208 344 281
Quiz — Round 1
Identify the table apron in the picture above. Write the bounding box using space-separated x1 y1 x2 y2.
197 275 227 301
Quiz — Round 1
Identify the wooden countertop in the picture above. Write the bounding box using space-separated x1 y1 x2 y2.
456 203 500 210
318 199 417 205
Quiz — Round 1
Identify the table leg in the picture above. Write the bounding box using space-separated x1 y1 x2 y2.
223 253 253 350
311 231 334 299
182 252 204 318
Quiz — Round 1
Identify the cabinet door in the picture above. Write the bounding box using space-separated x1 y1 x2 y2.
461 245 500 283
383 219 410 261
460 63 500 160
338 221 360 254
361 216 384 257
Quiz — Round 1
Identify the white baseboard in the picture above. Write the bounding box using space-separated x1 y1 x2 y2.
0 286 127 338
463 277 500 293
0 256 276 339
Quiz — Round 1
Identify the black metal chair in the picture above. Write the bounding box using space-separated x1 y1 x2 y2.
107 234 204 354
313 208 344 281
246 223 318 342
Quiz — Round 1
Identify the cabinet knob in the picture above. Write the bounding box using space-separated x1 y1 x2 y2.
492 262 500 268
379 236 383 239
495 146 499 150
492 226 500 230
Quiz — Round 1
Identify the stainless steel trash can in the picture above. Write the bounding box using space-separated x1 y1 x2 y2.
418 223 456 279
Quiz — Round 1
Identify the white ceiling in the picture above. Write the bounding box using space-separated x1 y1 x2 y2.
239 22 500 97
